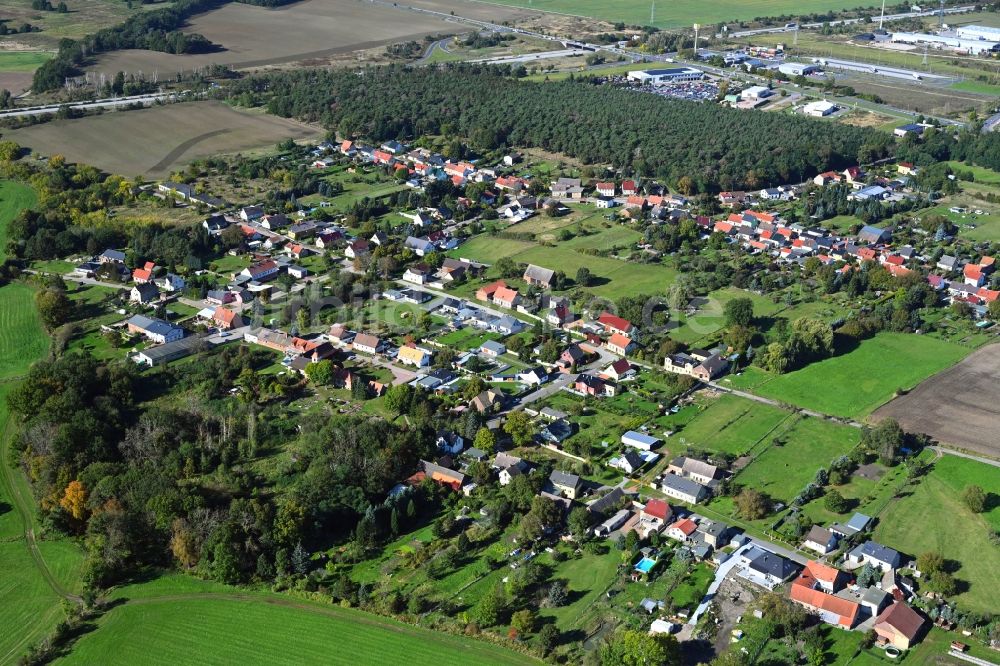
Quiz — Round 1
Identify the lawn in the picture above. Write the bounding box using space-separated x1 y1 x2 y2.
668 287 785 345
874 455 1000 614
732 416 860 503
537 547 621 633
746 333 970 419
58 595 535 665
0 180 36 262
452 234 676 298
477 0 881 28
436 327 503 351
670 394 793 457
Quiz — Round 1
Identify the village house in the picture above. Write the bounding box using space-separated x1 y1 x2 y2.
127 315 184 344
789 560 859 629
848 541 902 572
609 450 644 474
480 340 506 357
156 273 185 293
737 546 799 590
240 206 264 222
661 473 709 504
668 456 722 485
211 306 245 330
551 177 584 199
471 388 504 413
605 332 636 356
345 240 370 260
99 249 126 264
663 349 729 381
352 333 383 355
403 264 429 285
548 470 582 499
873 603 926 650
397 344 432 368
597 312 635 336
475 279 507 303
595 182 615 197
130 282 159 304
802 525 839 555
637 499 672 538
132 261 157 284
522 264 555 289
602 358 636 381
240 260 279 282
575 373 615 397
493 285 521 309
558 343 586 372
665 517 697 542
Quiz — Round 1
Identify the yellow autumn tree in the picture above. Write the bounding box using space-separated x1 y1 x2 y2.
59 480 88 521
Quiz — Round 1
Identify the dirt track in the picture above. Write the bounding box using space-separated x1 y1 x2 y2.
872 343 1000 458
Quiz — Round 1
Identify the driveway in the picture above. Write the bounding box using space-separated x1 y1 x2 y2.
688 543 752 625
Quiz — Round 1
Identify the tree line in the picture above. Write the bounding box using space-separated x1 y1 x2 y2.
224 64 882 193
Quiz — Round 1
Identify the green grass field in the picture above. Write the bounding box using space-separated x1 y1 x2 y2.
452 232 676 298
874 455 1000 614
738 334 970 419
0 180 36 263
733 416 860 503
0 281 67 664
474 0 882 28
670 394 792 457
668 287 785 345
0 51 52 72
0 283 49 381
58 595 537 665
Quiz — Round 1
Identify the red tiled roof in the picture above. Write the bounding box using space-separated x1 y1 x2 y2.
874 603 925 640
789 583 859 627
598 312 632 332
607 332 633 349
965 264 984 280
669 518 697 536
494 286 519 303
643 499 671 520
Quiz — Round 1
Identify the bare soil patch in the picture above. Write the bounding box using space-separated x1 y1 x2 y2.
872 343 1000 458
87 0 456 78
6 101 322 177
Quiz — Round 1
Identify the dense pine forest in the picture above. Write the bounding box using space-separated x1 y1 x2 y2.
227 65 886 192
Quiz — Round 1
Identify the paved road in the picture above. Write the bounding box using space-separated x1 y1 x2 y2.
730 5 975 37
514 372 574 409
0 91 193 118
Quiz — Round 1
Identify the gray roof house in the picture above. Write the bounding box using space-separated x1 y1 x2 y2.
849 541 902 572
523 264 555 289
661 473 709 504
549 470 582 499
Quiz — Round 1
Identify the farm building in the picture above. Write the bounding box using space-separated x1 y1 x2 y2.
621 431 661 451
133 335 206 367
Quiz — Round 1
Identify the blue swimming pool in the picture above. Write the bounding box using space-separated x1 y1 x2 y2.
634 557 657 573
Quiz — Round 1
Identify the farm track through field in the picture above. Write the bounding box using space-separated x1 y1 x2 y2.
218 29 455 69
149 128 232 173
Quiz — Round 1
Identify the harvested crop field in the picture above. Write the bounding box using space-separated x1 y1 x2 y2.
872 343 1000 458
6 101 322 177
88 0 462 78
